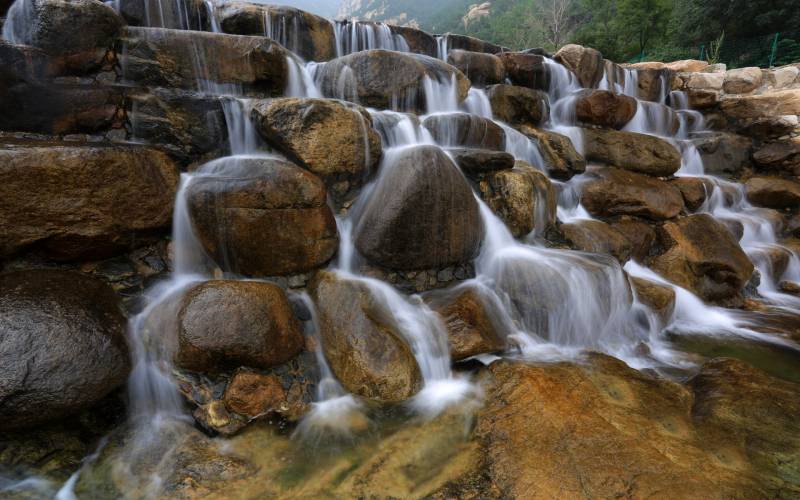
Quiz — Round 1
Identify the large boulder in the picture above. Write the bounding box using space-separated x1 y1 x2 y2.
560 219 632 263
689 131 753 176
447 49 505 87
554 44 604 88
753 137 800 176
473 356 800 498
478 160 557 238
651 214 754 301
739 115 799 141
719 89 800 123
127 89 228 163
251 98 382 196
722 67 763 94
355 146 483 270
486 84 549 128
519 126 586 180
448 148 515 176
497 52 549 90
745 176 800 209
313 49 470 113
0 270 129 430
3 0 123 72
215 2 336 62
581 167 684 221
611 218 656 262
575 90 637 129
581 127 681 177
120 27 292 95
635 68 672 102
426 287 507 361
0 143 178 261
439 33 507 55
173 280 304 373
389 25 437 57
422 112 506 150
186 157 338 276
311 271 422 402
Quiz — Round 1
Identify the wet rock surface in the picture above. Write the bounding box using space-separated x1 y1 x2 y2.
651 214 755 301
0 270 129 430
582 127 682 177
581 167 685 220
355 145 483 270
173 280 305 373
251 97 382 196
0 142 179 261
311 271 423 402
186 157 338 276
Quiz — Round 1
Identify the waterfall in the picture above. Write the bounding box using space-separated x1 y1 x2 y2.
334 20 410 56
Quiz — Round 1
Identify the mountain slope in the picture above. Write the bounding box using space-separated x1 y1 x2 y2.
337 0 472 31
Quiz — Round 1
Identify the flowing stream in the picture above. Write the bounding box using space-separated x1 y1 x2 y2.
4 2 800 496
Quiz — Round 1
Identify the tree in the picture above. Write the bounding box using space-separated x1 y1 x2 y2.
540 0 577 49
618 0 672 57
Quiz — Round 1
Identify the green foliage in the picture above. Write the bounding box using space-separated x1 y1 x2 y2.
705 31 725 65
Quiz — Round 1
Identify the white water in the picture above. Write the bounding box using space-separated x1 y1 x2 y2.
334 20 409 56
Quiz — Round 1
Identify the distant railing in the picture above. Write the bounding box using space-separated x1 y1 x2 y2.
628 30 800 68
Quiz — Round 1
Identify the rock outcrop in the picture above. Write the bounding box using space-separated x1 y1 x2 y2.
582 128 682 177
581 167 684 220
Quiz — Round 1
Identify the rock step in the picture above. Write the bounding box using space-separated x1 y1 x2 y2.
0 139 179 261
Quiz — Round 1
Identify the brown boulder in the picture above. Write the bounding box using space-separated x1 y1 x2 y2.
311 271 422 402
497 52 549 90
0 270 129 430
574 89 637 129
216 2 336 62
251 98 382 195
745 176 800 209
581 167 684 221
651 214 754 301
689 131 753 176
355 145 483 270
635 68 672 102
427 287 507 361
222 369 286 419
422 112 506 150
4 0 123 73
475 356 800 498
448 148 515 175
478 160 557 238
519 126 586 180
486 84 550 128
687 88 719 109
669 176 714 211
174 280 304 373
314 49 470 113
389 25 438 57
447 49 505 87
753 137 800 176
719 89 800 122
561 219 632 263
121 27 292 95
610 218 656 261
739 115 799 141
582 127 681 176
186 157 338 276
0 142 178 261
554 44 604 88
723 67 763 94
631 276 676 323
439 33 507 55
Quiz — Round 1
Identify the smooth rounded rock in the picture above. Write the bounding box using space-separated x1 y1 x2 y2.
581 167 684 221
0 270 129 430
486 84 550 128
355 145 483 270
174 280 304 373
575 89 637 129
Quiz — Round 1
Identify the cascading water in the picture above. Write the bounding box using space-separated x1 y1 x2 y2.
334 20 410 56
